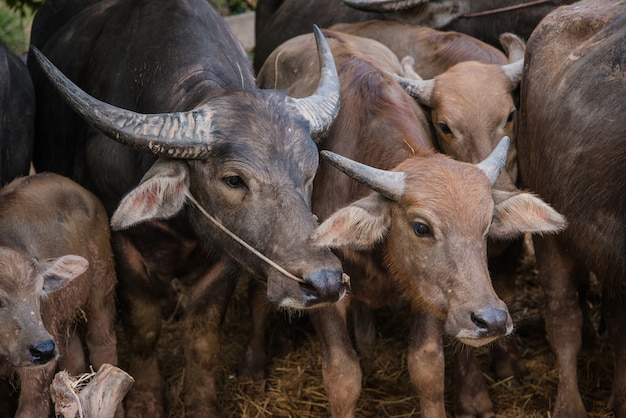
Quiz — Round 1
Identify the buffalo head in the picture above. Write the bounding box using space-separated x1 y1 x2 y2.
0 249 88 367
312 137 567 346
31 27 347 309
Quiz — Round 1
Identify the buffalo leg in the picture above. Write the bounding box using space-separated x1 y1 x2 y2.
488 237 532 385
605 291 626 416
115 234 165 418
407 309 446 418
309 299 361 418
59 329 86 376
183 259 239 418
119 290 164 418
239 278 270 381
15 362 56 418
84 281 119 372
533 235 586 418
351 300 377 358
453 349 495 418
490 340 530 385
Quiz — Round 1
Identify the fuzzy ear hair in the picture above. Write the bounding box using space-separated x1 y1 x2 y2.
311 194 390 250
489 189 567 241
111 159 190 230
39 255 89 294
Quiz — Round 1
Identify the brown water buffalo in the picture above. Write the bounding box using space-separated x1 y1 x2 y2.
329 19 535 392
331 20 525 189
28 0 345 415
0 172 119 418
253 0 576 71
516 1 626 417
257 29 566 417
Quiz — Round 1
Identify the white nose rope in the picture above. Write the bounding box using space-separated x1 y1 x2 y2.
185 191 350 287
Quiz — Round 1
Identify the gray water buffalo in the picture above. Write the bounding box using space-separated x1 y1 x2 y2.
516 1 626 417
0 42 34 185
258 29 566 417
28 0 345 416
0 172 119 418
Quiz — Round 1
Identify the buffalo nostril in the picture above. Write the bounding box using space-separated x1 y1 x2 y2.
304 268 345 304
29 339 57 365
471 312 490 331
471 308 509 336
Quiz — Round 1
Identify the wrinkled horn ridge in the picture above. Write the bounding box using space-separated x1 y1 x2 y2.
31 47 213 159
321 150 406 201
292 25 341 136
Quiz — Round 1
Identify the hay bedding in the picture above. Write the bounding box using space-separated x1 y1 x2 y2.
120 239 615 418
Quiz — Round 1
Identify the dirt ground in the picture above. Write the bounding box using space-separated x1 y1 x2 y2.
118 236 615 418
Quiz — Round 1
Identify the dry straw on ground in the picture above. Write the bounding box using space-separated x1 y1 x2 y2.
119 237 615 417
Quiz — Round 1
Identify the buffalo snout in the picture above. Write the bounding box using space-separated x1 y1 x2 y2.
471 307 510 338
29 339 57 365
267 266 346 309
302 268 347 306
448 298 513 347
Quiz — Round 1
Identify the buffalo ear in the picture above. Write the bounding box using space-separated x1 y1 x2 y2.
39 255 89 294
489 189 567 241
111 159 190 230
311 194 390 250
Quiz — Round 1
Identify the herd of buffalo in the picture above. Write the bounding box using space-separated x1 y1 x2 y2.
0 0 624 417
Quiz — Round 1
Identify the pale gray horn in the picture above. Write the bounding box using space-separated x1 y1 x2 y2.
31 47 214 159
343 0 428 12
501 59 524 85
292 25 341 136
321 150 406 201
476 136 510 185
393 74 434 106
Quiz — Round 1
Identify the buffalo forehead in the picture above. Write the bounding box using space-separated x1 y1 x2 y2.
399 157 493 224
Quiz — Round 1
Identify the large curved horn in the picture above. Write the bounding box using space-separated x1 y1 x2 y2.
476 136 509 185
343 0 428 12
321 150 405 201
393 74 434 106
31 47 217 159
291 25 341 136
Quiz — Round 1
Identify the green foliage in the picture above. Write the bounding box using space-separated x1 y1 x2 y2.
0 0 255 55
0 1 33 55
210 0 256 15
5 0 42 15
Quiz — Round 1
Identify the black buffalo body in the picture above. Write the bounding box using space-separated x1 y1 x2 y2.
28 0 345 416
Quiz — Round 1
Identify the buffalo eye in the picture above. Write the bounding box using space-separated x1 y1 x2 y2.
223 175 244 189
0 297 6 310
412 222 432 237
506 109 517 124
437 122 452 135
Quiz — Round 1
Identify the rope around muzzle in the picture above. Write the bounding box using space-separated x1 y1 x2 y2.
185 191 351 287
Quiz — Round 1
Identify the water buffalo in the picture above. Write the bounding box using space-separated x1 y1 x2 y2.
516 1 626 417
27 0 344 416
0 42 34 185
332 20 525 189
328 19 535 391
0 172 119 418
257 29 566 417
253 0 576 71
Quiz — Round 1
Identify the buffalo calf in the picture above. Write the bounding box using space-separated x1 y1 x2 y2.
0 173 119 418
